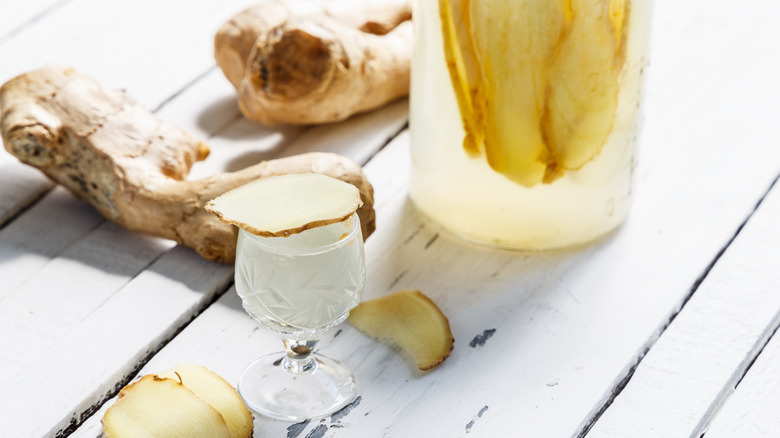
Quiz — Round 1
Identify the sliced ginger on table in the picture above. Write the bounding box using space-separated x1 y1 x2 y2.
102 364 253 438
349 289 454 371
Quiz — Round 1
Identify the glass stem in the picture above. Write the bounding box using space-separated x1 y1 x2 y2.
281 338 319 374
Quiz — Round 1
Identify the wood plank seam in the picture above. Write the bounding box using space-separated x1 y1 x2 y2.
702 295 780 437
732 315 780 390
206 110 245 139
576 346 649 438
0 0 74 45
722 170 780 389
578 171 780 438
700 311 780 436
695 310 780 436
358 120 409 166
78 247 172 322
150 66 219 114
0 181 52 228
56 277 236 438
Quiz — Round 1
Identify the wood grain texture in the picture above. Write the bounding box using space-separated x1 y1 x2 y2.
0 0 65 41
0 161 52 226
0 0 258 107
705 322 780 437
0 188 104 300
587 179 780 437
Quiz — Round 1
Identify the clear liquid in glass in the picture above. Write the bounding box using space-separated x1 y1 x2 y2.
235 215 365 339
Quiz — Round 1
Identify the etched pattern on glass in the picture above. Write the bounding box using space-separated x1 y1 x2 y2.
235 221 366 339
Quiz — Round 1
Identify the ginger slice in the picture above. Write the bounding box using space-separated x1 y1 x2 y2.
205 173 362 237
349 289 454 371
157 364 253 438
441 0 629 184
102 375 231 438
443 0 568 186
541 0 627 170
438 0 484 155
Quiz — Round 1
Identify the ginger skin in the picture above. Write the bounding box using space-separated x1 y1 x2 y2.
0 67 375 263
214 0 412 125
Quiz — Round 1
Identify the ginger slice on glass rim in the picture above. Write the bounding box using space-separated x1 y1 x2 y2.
205 173 363 237
349 289 455 371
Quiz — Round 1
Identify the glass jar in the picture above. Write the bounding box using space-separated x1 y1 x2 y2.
410 0 652 250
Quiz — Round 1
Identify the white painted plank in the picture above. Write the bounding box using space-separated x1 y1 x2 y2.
279 98 409 165
0 187 103 299
152 66 307 180
0 0 63 40
186 96 408 180
1 245 235 437
0 159 52 225
586 179 780 437
188 118 304 180
153 67 244 143
705 324 780 437
0 0 258 109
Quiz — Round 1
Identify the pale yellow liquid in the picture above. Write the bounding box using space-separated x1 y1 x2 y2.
409 0 652 249
235 216 365 339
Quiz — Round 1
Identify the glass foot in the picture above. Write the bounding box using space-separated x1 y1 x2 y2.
237 352 357 421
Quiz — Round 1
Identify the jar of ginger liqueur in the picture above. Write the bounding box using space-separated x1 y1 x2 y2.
409 0 652 249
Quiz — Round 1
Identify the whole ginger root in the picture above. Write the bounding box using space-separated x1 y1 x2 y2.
215 0 412 125
0 67 375 263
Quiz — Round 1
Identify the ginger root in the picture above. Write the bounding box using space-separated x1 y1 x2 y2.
215 0 412 125
0 66 375 263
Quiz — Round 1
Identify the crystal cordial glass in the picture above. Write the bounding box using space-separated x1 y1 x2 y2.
234 213 365 421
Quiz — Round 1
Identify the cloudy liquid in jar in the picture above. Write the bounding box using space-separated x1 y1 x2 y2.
234 215 365 339
410 0 652 249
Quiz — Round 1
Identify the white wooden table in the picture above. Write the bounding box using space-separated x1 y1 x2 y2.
2 0 779 437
